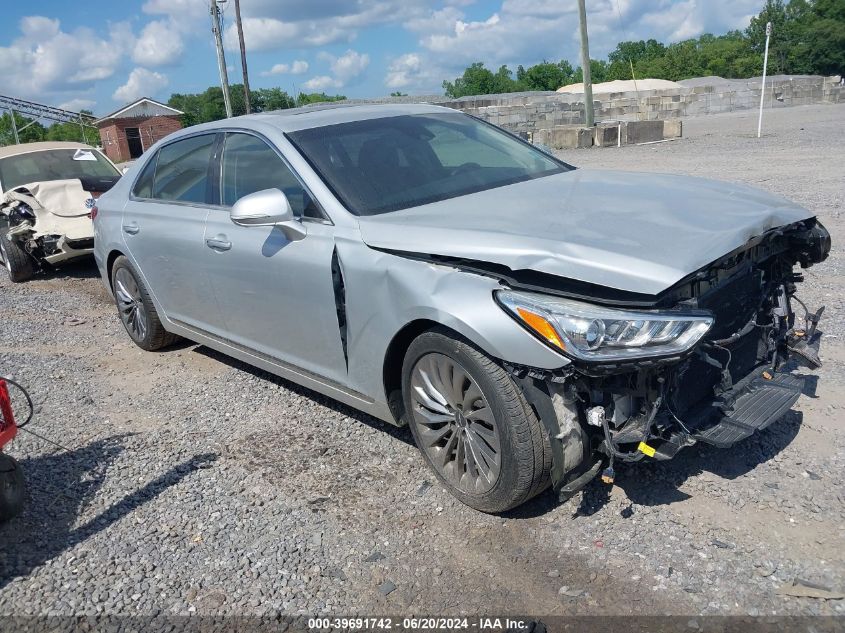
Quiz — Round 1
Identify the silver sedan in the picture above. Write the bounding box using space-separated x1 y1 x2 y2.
93 104 829 512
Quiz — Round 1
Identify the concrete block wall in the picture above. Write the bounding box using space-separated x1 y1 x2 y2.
440 75 843 136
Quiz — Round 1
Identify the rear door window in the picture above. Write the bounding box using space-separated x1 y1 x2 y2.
151 134 216 204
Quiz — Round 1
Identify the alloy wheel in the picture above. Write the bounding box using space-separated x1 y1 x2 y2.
409 352 502 494
114 268 148 341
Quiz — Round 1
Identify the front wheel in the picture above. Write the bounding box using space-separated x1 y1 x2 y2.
0 232 35 283
402 329 550 513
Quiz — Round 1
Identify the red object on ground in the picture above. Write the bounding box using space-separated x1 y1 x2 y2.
0 380 17 449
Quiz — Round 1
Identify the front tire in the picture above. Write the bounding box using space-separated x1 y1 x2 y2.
110 256 179 351
402 328 550 513
0 232 35 283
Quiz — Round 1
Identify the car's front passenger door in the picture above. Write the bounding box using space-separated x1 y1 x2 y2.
202 132 348 384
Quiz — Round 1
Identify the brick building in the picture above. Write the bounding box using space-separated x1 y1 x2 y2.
96 98 183 164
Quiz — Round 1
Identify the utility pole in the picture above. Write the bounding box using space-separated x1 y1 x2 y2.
757 21 772 138
577 0 595 127
210 0 233 118
233 0 251 114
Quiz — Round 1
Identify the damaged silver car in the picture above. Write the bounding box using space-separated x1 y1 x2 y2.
93 105 830 512
0 141 122 282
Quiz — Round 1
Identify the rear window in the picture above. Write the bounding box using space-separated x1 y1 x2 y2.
287 113 569 215
0 148 120 192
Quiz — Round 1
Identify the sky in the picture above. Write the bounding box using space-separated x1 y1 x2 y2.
0 0 767 117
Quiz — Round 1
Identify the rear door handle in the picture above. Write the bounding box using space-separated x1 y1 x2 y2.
122 223 140 235
205 237 232 251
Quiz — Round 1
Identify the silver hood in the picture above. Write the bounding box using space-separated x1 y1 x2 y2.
357 169 814 295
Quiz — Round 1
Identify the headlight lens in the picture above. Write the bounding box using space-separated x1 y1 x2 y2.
496 290 713 361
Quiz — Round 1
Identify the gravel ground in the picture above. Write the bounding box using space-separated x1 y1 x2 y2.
0 103 843 618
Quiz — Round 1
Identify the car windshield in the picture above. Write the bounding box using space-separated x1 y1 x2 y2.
287 113 571 215
0 148 120 192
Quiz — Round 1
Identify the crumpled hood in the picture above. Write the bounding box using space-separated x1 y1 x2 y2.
357 169 814 295
4 179 93 218
2 179 94 240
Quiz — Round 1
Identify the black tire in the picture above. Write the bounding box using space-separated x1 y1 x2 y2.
0 454 26 522
402 328 551 513
0 231 35 283
110 256 179 351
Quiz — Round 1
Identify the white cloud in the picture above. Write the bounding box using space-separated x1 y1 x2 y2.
58 99 96 112
328 49 370 83
112 68 169 103
224 18 350 52
302 49 370 91
0 16 132 107
133 20 185 67
262 60 309 76
385 53 423 88
302 75 340 91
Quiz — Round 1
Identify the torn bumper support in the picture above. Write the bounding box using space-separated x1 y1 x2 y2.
515 329 823 501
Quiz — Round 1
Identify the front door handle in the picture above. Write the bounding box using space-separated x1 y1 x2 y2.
122 223 140 235
205 237 232 251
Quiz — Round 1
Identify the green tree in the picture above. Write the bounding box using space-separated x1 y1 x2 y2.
296 92 347 106
443 62 521 98
0 112 47 146
573 59 609 84
516 60 576 91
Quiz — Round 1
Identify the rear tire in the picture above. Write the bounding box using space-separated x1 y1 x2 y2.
402 328 550 513
110 256 179 351
0 232 35 283
0 454 25 522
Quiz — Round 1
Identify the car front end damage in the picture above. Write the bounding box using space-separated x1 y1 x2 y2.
497 218 831 499
1 179 100 268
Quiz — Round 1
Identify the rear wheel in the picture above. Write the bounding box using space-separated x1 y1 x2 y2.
0 232 35 283
402 329 550 513
111 256 179 351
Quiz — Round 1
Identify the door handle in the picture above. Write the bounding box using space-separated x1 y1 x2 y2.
122 223 140 235
205 237 232 251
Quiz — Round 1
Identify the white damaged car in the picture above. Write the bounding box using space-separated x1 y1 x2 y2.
0 141 122 282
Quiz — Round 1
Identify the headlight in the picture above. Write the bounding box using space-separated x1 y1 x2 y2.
496 290 713 361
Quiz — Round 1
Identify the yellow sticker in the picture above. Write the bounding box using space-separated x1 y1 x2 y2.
638 442 656 457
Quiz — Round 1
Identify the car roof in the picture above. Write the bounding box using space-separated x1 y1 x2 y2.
0 141 95 160
186 103 456 135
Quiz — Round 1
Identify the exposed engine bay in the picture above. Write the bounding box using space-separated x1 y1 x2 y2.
504 218 831 498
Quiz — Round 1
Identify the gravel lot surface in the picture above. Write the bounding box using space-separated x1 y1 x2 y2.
0 103 843 618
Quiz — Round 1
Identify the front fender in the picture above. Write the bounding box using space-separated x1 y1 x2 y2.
338 239 570 404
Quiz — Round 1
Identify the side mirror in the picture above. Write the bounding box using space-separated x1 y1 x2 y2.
230 188 307 241
122 167 130 175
